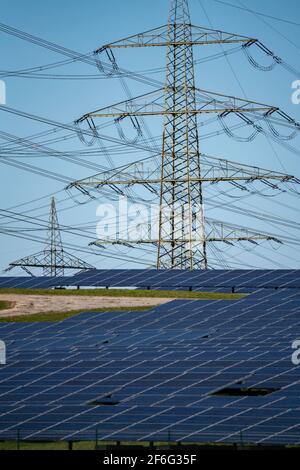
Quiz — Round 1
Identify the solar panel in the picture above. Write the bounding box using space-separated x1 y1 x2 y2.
70 269 300 289
0 276 70 289
0 286 300 444
1 269 300 290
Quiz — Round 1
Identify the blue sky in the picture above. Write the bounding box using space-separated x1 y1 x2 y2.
0 0 300 272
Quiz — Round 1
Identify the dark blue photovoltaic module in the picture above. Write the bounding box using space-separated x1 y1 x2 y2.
0 284 299 444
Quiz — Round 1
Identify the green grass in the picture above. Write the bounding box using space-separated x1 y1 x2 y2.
0 306 154 323
0 300 13 310
0 287 245 300
0 440 296 450
0 440 155 450
0 441 70 450
0 440 112 450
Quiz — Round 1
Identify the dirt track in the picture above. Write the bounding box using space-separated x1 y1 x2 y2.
0 294 171 318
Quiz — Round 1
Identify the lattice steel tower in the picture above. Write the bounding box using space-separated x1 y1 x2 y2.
69 0 299 269
158 0 206 269
6 197 94 276
44 197 65 276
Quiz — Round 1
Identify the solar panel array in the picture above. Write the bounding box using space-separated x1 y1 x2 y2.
1 269 300 290
0 276 69 289
0 288 299 444
65 269 300 289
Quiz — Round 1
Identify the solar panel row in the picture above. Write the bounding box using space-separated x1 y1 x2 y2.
0 287 299 444
1 269 300 289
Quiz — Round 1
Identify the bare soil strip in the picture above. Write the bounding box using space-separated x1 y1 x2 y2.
0 294 172 318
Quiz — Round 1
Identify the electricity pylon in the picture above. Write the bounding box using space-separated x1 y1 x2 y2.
5 197 94 276
158 0 206 269
69 0 300 269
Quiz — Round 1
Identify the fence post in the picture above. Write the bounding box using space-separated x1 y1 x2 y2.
95 428 98 450
17 429 20 450
240 430 244 448
168 429 171 446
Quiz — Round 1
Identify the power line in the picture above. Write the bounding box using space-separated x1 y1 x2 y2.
212 0 300 27
235 0 300 52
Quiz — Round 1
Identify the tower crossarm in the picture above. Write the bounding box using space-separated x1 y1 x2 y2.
75 89 277 122
5 251 94 271
4 252 49 270
70 174 295 186
67 154 297 191
90 233 281 247
94 24 256 52
205 219 282 245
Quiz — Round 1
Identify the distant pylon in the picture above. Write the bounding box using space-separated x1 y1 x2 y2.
43 197 65 276
5 197 94 277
